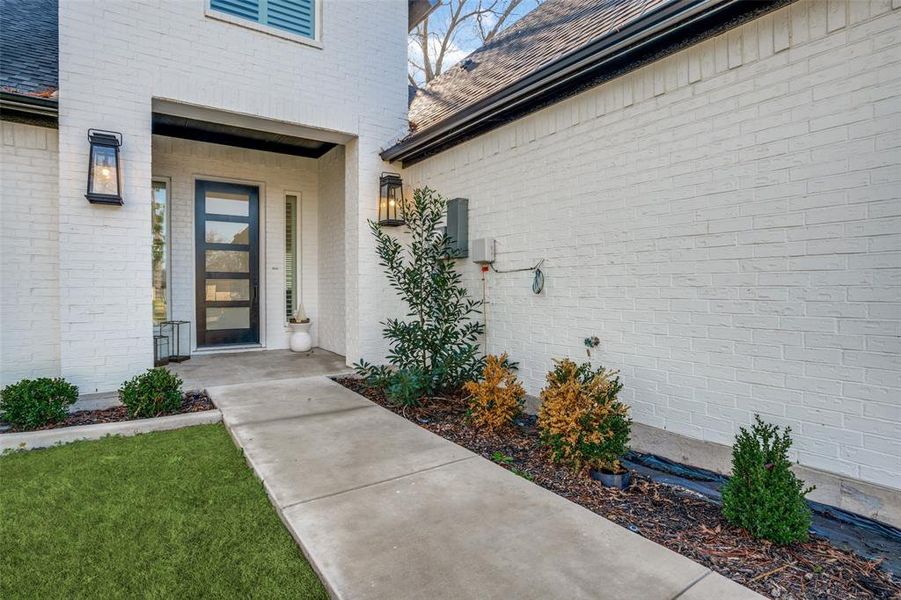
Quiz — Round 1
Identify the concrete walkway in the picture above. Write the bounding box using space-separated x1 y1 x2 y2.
210 376 762 600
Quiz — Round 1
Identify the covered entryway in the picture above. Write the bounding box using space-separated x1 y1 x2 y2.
151 101 350 360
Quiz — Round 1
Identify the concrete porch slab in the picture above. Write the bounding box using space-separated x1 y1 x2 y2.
171 348 349 390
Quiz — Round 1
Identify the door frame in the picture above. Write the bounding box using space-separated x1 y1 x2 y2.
194 179 261 347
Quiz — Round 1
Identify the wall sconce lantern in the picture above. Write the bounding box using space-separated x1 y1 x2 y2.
85 129 123 205
378 172 405 226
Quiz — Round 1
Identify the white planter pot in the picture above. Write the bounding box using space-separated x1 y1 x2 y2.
288 321 313 352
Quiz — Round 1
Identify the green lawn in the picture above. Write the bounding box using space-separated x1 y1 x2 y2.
0 424 328 599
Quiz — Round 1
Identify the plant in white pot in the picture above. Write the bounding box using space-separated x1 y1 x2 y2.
288 304 312 352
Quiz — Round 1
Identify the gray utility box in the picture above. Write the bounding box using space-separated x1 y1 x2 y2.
446 197 469 258
471 238 495 264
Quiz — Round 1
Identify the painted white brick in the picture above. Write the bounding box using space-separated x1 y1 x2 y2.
45 0 408 391
317 146 347 356
403 2 901 490
0 122 60 385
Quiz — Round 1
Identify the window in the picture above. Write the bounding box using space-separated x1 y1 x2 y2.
285 194 298 320
209 0 316 40
151 179 170 323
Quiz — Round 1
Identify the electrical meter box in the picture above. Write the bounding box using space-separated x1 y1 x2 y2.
471 238 495 264
446 198 469 257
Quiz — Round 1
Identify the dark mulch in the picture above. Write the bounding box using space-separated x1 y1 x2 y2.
2 390 215 433
336 377 901 600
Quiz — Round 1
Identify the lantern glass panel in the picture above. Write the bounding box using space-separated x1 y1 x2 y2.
154 334 170 367
89 145 119 196
378 174 404 226
160 320 191 362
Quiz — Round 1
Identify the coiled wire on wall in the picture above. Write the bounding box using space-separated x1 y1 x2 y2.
489 258 545 294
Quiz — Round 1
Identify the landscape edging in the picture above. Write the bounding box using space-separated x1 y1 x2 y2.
0 410 222 452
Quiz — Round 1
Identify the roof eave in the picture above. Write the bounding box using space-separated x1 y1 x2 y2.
384 0 791 166
408 0 439 32
1 91 59 127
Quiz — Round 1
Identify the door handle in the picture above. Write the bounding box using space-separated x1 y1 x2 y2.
251 284 258 306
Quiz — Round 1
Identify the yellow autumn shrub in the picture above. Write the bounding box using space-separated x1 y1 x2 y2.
537 358 630 472
463 354 525 432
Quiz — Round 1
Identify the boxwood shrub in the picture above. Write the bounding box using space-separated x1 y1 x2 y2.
722 415 814 544
119 368 183 418
0 378 78 430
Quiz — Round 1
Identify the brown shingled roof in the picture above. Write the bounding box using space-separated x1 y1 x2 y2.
408 0 671 134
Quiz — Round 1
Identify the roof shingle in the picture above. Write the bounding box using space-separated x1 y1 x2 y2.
1 0 58 97
408 0 670 134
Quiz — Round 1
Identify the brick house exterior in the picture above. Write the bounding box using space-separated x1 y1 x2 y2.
393 0 901 522
2 0 900 524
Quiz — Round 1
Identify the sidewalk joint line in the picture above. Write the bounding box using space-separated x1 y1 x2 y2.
228 404 375 428
282 455 477 509
671 570 711 600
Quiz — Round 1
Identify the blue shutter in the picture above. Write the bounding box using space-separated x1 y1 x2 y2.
211 0 260 21
265 0 315 38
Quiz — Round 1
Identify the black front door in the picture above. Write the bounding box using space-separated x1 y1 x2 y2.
195 180 260 347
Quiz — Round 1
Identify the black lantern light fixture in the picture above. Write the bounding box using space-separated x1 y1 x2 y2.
85 129 123 205
378 172 405 226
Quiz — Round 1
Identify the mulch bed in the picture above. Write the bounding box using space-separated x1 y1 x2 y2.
2 391 215 433
336 377 901 600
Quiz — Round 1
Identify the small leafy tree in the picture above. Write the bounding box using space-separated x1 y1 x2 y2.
356 187 484 396
722 415 814 544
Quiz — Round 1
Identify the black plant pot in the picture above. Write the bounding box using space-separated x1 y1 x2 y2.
590 468 631 489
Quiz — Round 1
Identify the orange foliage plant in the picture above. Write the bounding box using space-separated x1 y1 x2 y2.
537 358 630 473
463 354 525 432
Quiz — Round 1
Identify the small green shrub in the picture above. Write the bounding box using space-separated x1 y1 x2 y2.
118 368 183 418
0 378 78 430
385 367 429 406
722 415 814 545
354 359 393 388
354 362 429 407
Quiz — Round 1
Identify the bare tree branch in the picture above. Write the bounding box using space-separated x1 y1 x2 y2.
480 0 524 43
409 0 540 87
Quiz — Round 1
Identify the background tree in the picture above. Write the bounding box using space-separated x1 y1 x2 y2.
409 0 542 87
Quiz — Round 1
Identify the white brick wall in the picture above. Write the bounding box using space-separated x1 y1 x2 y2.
151 135 321 350
0 122 60 385
318 145 347 355
54 0 408 391
404 1 901 490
